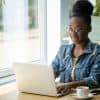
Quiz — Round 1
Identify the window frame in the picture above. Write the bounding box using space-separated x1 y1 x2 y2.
0 0 61 85
0 0 47 85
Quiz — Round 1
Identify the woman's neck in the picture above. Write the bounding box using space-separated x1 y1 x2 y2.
75 38 89 50
73 39 89 57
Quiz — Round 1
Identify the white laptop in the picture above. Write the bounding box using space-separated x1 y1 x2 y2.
13 63 67 97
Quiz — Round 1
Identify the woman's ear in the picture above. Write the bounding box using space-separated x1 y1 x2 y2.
87 25 92 33
88 25 92 33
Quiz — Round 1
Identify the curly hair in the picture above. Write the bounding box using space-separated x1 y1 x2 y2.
70 0 94 26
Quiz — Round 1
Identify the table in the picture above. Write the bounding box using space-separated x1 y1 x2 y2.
0 82 100 100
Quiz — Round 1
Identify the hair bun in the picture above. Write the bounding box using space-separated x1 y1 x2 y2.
72 0 94 16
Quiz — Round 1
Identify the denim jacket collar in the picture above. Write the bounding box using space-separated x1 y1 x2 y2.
65 39 94 57
83 39 94 54
65 44 74 57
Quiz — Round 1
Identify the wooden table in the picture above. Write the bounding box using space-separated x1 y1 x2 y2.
0 82 100 100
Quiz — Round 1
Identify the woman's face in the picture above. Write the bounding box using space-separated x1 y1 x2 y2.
69 17 90 44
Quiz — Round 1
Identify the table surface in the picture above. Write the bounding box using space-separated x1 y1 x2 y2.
0 82 100 100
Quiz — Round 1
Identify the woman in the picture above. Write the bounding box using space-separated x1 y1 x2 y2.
52 0 100 94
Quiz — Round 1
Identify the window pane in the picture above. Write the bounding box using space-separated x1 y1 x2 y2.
29 0 38 29
0 0 41 70
0 0 3 32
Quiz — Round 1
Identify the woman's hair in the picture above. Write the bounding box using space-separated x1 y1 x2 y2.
70 0 94 26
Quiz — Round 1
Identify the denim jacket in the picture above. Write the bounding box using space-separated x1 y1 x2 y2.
52 39 100 88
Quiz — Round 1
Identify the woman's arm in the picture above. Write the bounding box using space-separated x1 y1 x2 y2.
83 54 100 88
57 80 87 93
52 44 68 78
57 53 100 94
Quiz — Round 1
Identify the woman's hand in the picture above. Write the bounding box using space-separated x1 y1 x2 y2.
56 80 87 94
57 84 71 94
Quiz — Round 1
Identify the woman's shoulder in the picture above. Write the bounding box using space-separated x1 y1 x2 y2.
92 42 100 54
57 43 73 55
60 43 73 50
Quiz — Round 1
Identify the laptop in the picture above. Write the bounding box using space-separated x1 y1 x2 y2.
13 63 67 97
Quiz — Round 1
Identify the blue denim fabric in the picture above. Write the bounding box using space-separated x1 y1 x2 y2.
52 39 100 88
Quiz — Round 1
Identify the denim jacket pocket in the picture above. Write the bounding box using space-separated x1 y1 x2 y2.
59 65 66 82
79 67 90 80
59 65 66 72
59 63 71 82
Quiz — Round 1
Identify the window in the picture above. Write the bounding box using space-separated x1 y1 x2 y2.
46 0 60 64
0 0 46 85
29 0 38 29
61 0 74 43
0 0 61 85
0 1 3 32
